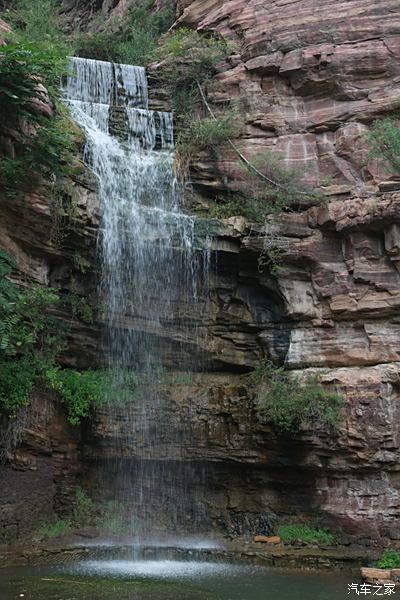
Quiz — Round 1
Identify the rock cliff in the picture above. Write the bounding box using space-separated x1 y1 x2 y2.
1 0 400 546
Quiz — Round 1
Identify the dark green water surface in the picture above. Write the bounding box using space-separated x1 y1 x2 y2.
0 560 356 600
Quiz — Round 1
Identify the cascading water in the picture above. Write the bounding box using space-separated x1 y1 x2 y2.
63 57 210 545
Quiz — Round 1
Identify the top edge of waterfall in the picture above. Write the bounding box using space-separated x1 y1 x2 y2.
68 55 147 72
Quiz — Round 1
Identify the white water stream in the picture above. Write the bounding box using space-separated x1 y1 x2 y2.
63 57 209 544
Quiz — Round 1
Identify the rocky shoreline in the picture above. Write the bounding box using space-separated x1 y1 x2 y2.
0 535 379 572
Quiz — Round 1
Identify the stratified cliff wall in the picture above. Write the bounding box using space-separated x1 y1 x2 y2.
1 1 400 545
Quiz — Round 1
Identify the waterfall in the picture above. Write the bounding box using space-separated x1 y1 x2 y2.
63 57 210 544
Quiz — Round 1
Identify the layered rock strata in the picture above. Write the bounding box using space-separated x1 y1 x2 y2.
2 0 400 545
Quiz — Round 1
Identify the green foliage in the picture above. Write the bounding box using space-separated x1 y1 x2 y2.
243 151 318 215
153 26 235 178
63 293 94 325
208 150 323 222
177 115 240 174
0 252 147 427
208 195 265 222
155 27 231 117
46 369 108 425
0 248 62 415
3 0 69 99
0 355 38 413
0 249 18 311
72 251 91 274
39 519 71 539
278 523 339 546
73 487 97 527
0 285 60 358
155 27 229 87
252 360 343 433
376 549 400 569
74 0 175 66
368 116 400 173
258 243 284 277
0 2 77 194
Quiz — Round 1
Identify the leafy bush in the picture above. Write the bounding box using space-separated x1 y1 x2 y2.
46 369 108 425
368 116 400 173
155 27 231 116
0 2 77 194
278 523 339 546
0 285 60 358
39 519 70 539
209 195 267 223
0 249 18 311
252 360 343 432
0 355 38 413
73 487 97 527
233 150 320 219
74 0 175 65
376 549 400 569
62 293 94 325
72 251 91 274
176 115 240 175
4 0 70 97
155 26 229 85
0 45 78 192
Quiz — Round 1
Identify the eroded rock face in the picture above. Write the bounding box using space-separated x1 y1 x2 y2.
0 393 81 544
175 0 400 194
2 1 400 545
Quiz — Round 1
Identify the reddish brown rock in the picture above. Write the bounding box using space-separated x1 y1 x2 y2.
173 0 400 192
254 535 281 544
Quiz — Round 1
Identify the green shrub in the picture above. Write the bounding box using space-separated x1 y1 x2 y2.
4 0 70 97
0 249 18 311
278 523 339 546
368 117 400 173
73 487 97 527
238 150 320 216
74 0 175 65
252 360 343 432
39 519 71 539
46 369 108 425
209 195 266 223
154 26 229 81
0 249 63 415
155 27 231 116
72 251 91 274
0 285 60 358
376 549 400 569
0 355 38 414
0 2 77 195
62 293 94 325
177 115 240 174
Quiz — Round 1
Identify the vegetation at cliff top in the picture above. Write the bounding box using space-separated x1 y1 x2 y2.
74 0 175 66
252 359 344 433
376 549 400 569
0 0 78 194
368 116 400 173
278 523 339 546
